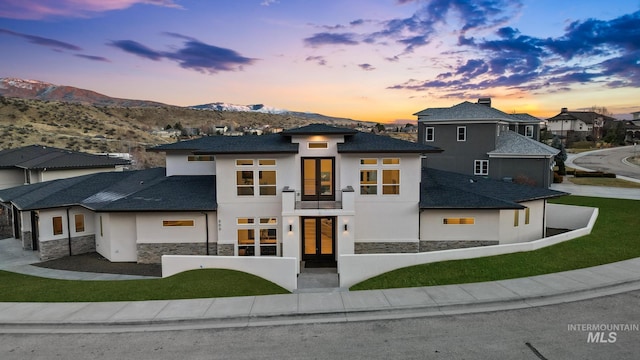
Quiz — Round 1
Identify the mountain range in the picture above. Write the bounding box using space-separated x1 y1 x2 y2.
0 77 367 125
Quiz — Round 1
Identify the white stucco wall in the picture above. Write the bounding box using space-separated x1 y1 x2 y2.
37 208 68 242
420 209 500 241
94 214 111 260
136 212 215 245
0 169 25 189
165 153 216 176
95 213 137 262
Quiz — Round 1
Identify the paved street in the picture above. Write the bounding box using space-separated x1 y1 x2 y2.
1 290 639 360
570 145 640 180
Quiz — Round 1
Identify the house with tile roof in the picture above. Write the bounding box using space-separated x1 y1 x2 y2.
0 145 130 190
0 124 565 272
546 107 617 142
415 98 558 188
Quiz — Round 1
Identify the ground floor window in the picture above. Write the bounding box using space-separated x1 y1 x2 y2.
75 214 85 232
443 217 475 225
474 160 489 175
52 216 63 235
237 217 278 256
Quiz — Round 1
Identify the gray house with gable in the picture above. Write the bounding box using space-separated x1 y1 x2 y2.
416 98 558 188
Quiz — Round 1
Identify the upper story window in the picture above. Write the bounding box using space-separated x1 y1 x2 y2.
425 127 434 142
359 158 400 195
188 155 214 161
474 160 488 176
236 159 277 196
308 142 328 149
457 126 466 141
525 125 534 138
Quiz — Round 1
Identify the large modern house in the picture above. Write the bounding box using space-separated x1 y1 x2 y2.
415 98 559 188
0 124 566 274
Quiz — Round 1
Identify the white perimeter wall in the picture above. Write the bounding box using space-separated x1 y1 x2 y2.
339 203 598 288
162 255 298 291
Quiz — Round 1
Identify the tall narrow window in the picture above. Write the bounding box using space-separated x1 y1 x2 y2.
525 208 530 225
74 214 85 232
425 127 434 142
457 126 466 141
237 229 255 256
52 216 63 235
360 170 377 195
514 210 519 227
525 125 534 138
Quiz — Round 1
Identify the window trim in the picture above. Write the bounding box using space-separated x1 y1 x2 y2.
524 125 534 138
474 160 489 176
237 217 279 256
52 216 63 236
359 157 400 196
308 142 328 149
74 214 85 233
425 127 435 142
457 126 466 141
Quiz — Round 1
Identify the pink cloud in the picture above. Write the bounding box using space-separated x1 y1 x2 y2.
0 0 182 20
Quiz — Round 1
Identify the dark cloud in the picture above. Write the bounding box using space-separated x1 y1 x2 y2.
303 32 359 47
389 10 640 95
0 28 81 51
358 63 375 71
165 40 257 73
75 54 110 62
305 56 326 66
109 34 258 74
109 40 163 60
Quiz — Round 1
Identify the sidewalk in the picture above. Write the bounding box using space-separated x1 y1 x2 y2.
1 232 640 332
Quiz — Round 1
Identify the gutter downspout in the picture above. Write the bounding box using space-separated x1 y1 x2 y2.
66 208 72 256
203 212 210 255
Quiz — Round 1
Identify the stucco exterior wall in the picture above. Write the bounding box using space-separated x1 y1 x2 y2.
420 209 500 241
490 157 553 187
40 167 123 183
0 169 25 189
165 152 216 176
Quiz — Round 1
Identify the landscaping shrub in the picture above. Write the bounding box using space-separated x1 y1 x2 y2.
553 172 563 183
574 171 616 178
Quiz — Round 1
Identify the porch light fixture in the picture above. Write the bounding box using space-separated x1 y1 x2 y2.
289 224 293 232
344 224 348 232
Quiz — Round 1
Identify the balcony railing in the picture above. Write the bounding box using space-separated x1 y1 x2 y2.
282 186 354 212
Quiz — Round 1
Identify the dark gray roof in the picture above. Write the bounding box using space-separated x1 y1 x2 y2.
149 134 299 154
488 130 559 157
150 124 441 155
281 123 358 135
0 168 217 212
420 168 566 209
0 145 130 170
338 131 442 153
414 101 515 122
414 101 541 125
546 111 617 124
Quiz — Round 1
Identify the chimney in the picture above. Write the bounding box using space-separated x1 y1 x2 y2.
477 98 491 107
561 107 568 113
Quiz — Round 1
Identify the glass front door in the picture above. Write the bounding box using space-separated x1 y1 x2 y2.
302 217 336 267
302 158 334 201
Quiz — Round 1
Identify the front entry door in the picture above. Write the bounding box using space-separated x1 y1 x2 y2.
302 217 336 267
302 158 334 201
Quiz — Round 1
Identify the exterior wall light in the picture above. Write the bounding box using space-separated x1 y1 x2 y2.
344 224 348 232
289 224 293 232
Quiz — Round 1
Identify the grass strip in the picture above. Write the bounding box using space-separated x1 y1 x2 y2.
351 196 640 290
0 269 288 302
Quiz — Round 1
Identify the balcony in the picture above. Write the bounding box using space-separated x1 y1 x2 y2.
282 186 355 213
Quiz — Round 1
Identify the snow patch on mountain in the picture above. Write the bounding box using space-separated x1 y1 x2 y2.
190 102 291 114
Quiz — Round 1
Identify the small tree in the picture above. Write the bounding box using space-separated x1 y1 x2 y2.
551 136 567 175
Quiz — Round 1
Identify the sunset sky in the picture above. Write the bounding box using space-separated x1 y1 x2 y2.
1 0 639 123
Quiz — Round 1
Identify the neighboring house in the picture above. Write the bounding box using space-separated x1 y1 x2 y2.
415 98 558 188
546 108 617 142
0 145 130 190
0 124 565 273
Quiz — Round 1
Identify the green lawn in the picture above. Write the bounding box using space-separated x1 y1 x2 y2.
351 196 640 290
0 268 288 302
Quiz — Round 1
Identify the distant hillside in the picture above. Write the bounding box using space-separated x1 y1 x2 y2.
1 77 371 126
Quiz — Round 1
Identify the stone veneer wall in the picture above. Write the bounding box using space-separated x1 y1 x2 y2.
217 243 234 256
137 242 214 264
419 240 499 252
38 235 96 261
355 242 419 254
21 231 33 250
